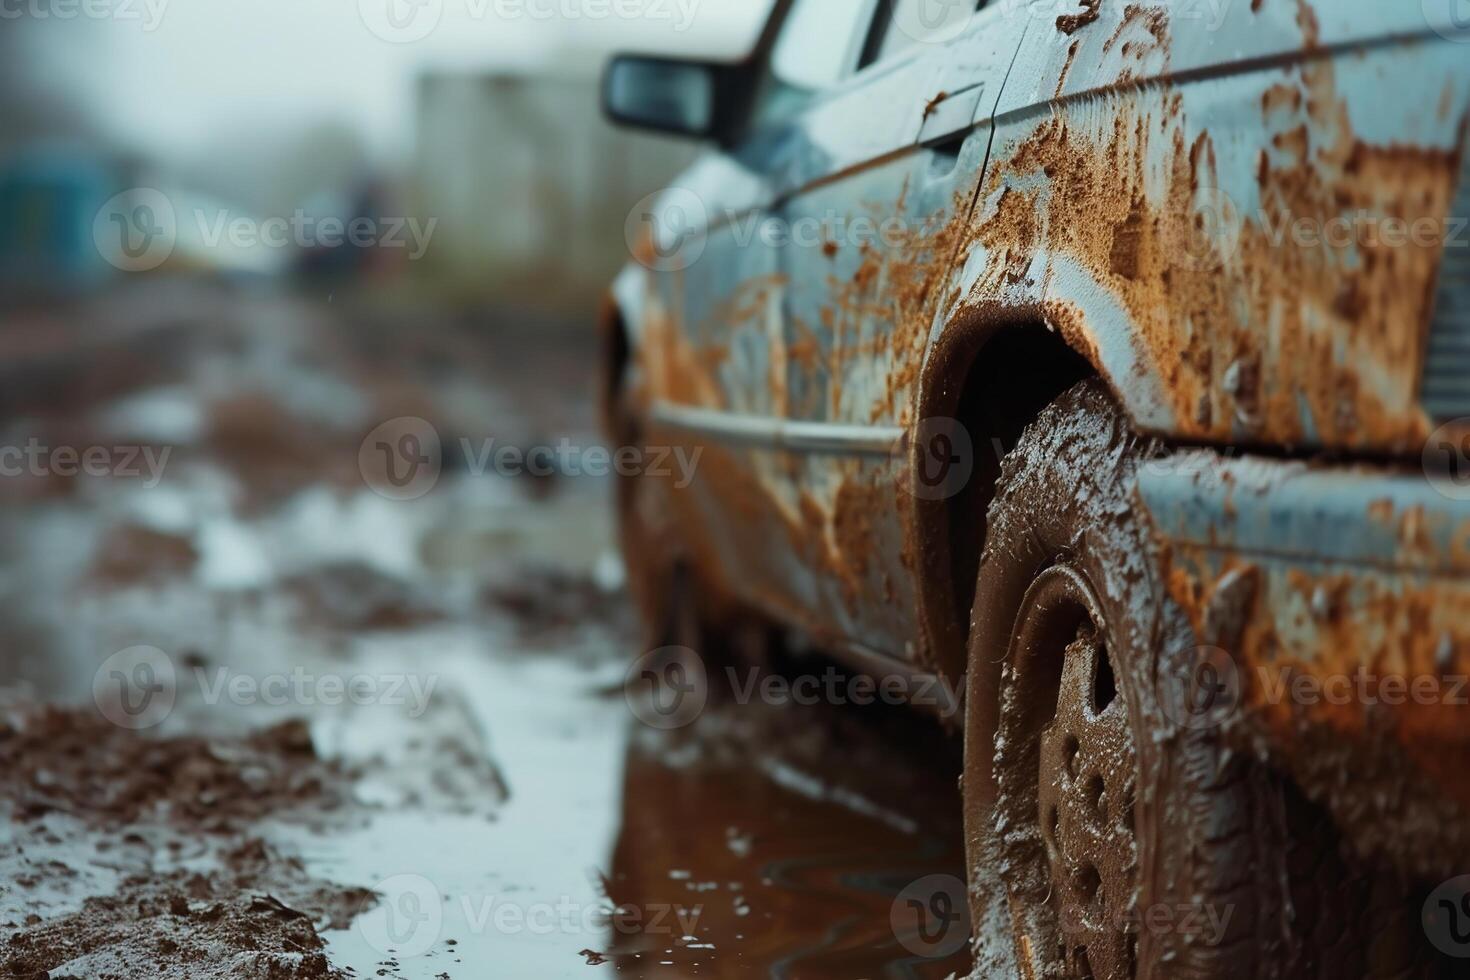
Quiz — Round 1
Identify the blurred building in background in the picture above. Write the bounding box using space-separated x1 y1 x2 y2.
414 69 697 311
0 150 127 297
0 1 767 314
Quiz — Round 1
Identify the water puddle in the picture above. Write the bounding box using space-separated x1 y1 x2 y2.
272 647 971 980
0 286 972 979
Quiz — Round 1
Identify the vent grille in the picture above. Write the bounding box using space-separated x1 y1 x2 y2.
1422 141 1470 423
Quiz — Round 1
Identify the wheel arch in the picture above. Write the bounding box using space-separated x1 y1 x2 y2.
909 300 1117 689
597 289 633 443
599 264 650 442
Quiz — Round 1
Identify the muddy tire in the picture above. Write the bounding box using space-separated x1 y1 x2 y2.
608 379 742 660
961 379 1385 980
607 366 685 648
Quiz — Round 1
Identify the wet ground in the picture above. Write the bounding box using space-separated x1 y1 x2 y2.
0 280 970 979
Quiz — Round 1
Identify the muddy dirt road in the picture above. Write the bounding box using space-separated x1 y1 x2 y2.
0 282 970 979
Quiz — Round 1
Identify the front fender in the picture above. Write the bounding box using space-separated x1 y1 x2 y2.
947 7 1470 455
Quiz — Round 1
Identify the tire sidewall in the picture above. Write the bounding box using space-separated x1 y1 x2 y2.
962 380 1274 978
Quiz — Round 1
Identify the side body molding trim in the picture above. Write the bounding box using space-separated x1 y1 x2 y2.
649 401 906 458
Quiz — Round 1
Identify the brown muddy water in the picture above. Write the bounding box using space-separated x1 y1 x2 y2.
0 282 970 979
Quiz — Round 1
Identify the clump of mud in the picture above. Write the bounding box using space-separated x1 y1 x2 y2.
0 708 351 831
283 561 445 632
87 524 201 587
202 393 360 511
481 566 631 641
2 842 371 980
0 707 372 979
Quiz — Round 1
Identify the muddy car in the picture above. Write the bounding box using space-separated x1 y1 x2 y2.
599 1 1470 976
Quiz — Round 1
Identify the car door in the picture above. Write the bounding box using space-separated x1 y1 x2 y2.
639 0 887 624
768 0 1025 661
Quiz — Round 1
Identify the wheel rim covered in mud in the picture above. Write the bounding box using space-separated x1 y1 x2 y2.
1037 623 1138 957
963 380 1422 980
1001 563 1140 979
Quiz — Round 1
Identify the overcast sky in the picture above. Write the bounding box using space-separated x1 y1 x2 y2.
15 0 773 169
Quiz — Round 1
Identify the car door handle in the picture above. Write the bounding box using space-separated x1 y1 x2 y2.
917 84 985 147
928 132 968 160
918 85 984 177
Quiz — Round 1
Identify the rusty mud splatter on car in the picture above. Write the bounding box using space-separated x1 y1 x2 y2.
958 2 1466 454
1161 524 1470 879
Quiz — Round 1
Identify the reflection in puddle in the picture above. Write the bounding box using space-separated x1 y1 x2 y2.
0 285 971 979
293 649 971 980
5 468 972 979
603 709 969 979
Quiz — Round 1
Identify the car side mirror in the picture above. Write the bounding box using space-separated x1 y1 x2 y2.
602 55 723 140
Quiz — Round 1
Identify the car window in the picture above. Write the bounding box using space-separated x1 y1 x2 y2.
747 0 876 131
862 0 987 68
769 0 875 91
